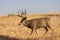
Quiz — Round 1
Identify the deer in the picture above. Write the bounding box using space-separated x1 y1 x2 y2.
17 9 54 36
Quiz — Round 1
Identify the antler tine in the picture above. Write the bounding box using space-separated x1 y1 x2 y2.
17 11 18 14
21 9 24 15
18 9 22 13
25 9 26 14
22 9 24 13
17 9 22 17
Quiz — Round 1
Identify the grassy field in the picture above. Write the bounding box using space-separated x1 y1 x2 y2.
0 13 60 40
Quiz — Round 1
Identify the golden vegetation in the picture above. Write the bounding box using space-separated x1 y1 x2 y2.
0 13 60 40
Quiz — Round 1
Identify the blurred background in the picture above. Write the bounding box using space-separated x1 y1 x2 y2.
0 0 60 15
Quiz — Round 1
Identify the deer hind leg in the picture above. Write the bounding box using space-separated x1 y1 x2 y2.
42 26 49 37
44 27 49 33
46 23 54 34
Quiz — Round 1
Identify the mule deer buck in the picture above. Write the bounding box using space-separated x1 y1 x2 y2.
17 9 54 36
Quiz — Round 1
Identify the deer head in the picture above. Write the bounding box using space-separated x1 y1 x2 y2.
18 9 27 25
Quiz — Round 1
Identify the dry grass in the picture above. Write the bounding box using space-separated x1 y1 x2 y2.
0 13 60 40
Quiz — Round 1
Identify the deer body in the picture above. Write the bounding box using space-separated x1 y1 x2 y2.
19 17 51 35
17 9 53 36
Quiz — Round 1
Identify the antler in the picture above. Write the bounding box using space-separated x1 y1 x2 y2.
17 9 22 17
25 9 26 14
17 9 27 17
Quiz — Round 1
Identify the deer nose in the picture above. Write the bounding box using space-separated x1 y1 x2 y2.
18 23 20 25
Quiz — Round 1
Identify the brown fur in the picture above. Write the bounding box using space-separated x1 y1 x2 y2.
18 9 53 36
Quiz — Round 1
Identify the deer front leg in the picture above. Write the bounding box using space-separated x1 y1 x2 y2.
30 29 33 36
30 29 37 36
